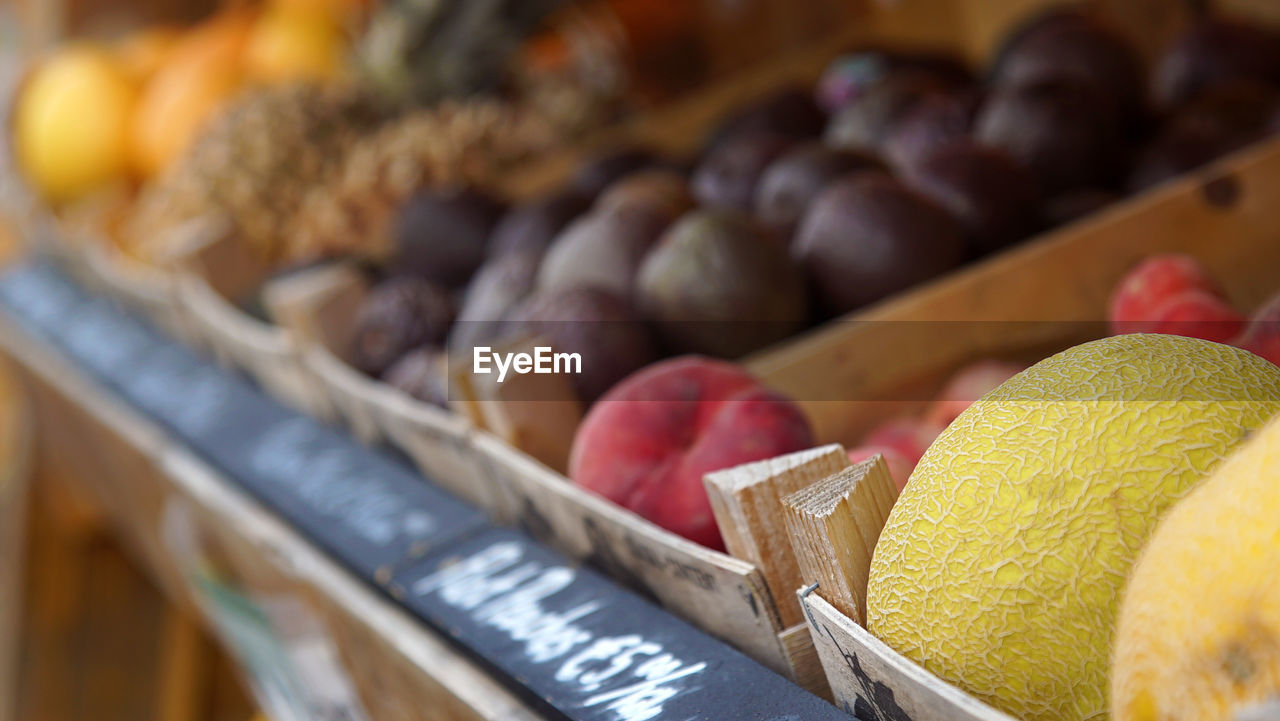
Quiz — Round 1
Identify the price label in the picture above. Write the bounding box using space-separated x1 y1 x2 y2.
397 528 851 721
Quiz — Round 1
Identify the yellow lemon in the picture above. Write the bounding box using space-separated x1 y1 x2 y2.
15 45 137 203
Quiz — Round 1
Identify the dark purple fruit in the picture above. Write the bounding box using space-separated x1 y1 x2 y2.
704 87 826 151
1040 189 1119 228
636 209 807 358
488 190 591 258
824 70 955 152
537 210 667 298
572 147 658 197
793 174 966 315
975 79 1124 195
692 131 795 211
1153 19 1280 109
595 169 694 227
1129 80 1280 192
903 142 1040 256
990 10 1143 126
382 348 450 408
392 188 505 287
350 277 457 377
754 143 883 237
449 249 542 353
506 287 658 403
883 91 980 172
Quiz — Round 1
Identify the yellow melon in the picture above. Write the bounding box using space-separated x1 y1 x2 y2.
1112 409 1280 721
866 334 1280 721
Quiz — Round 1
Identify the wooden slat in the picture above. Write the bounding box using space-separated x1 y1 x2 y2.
802 592 1016 721
472 431 793 674
0 361 30 721
779 622 832 701
703 444 851 628
783 455 898 625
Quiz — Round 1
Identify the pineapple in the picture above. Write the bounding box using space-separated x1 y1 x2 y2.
284 98 564 263
124 83 385 265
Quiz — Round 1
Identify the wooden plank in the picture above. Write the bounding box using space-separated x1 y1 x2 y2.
258 263 504 513
472 431 792 674
802 591 1016 721
783 455 898 625
171 221 330 418
493 21 913 200
703 444 851 628
371 381 506 518
162 450 549 721
154 609 213 721
469 335 583 474
176 269 323 417
779 622 832 700
0 361 30 721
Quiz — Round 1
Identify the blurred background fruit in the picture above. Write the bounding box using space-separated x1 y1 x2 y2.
114 26 181 82
243 3 346 84
127 8 257 178
1112 412 1280 721
14 44 137 203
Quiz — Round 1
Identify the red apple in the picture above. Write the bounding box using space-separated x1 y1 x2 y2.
569 356 814 550
846 445 914 491
1108 254 1224 335
924 360 1026 428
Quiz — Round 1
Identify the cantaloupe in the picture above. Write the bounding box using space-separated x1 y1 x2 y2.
1112 409 1280 721
866 335 1280 721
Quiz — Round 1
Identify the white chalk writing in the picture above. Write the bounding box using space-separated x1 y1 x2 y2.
414 542 706 721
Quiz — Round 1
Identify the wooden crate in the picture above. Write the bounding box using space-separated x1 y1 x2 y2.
763 140 1280 721
259 261 500 515
172 0 1280 684
249 134 1280 688
749 137 1280 444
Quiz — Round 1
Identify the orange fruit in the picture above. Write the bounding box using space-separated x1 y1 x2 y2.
128 9 256 177
114 27 181 83
244 5 345 84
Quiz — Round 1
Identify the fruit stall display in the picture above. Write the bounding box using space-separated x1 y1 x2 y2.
7 0 862 334
8 0 1280 717
182 0 1280 447
122 0 1280 687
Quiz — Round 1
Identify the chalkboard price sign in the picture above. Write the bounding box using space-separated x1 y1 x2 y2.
397 528 851 721
0 262 488 582
0 262 87 339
